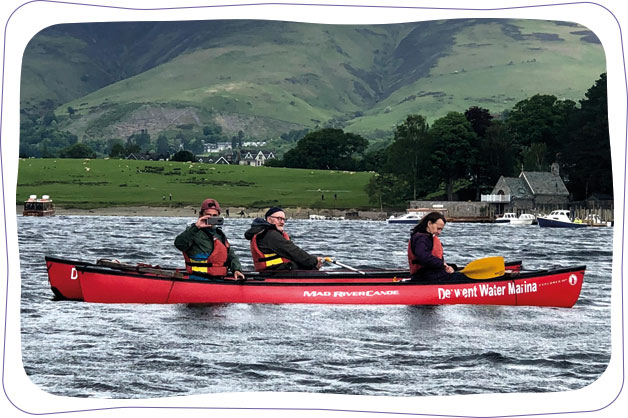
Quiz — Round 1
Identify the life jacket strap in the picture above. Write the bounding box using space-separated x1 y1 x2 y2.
256 254 282 262
186 260 228 267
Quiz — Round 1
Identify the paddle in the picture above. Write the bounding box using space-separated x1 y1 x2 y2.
324 257 366 275
459 256 505 280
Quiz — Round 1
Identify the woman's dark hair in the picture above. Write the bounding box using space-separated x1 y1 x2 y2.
412 211 447 234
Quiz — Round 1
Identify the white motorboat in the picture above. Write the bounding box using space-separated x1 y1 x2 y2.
495 213 517 223
387 210 425 224
511 213 536 225
495 212 536 225
537 210 589 228
387 207 448 224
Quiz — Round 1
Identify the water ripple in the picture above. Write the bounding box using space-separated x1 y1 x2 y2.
18 216 613 398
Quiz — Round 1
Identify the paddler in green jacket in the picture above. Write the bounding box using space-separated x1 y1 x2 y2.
174 198 245 280
244 206 323 271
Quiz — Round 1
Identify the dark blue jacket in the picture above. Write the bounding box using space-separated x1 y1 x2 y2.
409 232 450 282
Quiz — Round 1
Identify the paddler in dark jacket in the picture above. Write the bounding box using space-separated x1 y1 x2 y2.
408 211 465 282
175 198 245 280
244 207 323 271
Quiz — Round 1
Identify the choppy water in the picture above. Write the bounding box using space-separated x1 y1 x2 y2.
18 215 613 399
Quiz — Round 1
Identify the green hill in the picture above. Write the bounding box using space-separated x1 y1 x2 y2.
21 19 605 142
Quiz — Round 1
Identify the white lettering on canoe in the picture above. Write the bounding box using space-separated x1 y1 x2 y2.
507 281 538 294
479 284 506 297
304 291 331 297
303 290 399 298
70 267 78 280
438 282 539 300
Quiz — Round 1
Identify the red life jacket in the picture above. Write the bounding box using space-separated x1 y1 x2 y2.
183 236 230 276
407 234 444 275
250 230 292 271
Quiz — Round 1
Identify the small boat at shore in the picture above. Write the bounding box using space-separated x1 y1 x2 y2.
495 212 517 223
309 214 346 221
495 213 536 225
22 195 55 216
537 210 589 228
44 256 584 307
583 214 612 227
388 207 448 224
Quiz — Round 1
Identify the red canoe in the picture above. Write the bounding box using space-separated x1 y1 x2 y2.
44 256 584 307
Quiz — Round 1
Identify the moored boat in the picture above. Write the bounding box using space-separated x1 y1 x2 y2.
537 210 589 228
23 195 55 216
512 213 536 225
583 214 612 227
44 256 583 307
495 213 517 223
495 213 536 225
388 207 448 224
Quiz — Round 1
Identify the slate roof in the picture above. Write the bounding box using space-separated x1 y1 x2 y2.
520 171 569 196
503 177 533 199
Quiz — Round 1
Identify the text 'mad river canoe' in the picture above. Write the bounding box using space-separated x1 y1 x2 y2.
44 256 585 308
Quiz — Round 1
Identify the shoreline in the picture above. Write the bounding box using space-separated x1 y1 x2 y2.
17 205 389 220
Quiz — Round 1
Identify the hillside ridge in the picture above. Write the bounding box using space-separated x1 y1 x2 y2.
21 18 604 141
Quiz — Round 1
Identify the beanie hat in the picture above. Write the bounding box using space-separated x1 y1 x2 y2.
201 198 221 214
264 206 284 219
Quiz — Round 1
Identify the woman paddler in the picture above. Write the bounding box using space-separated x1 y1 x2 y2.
408 211 466 282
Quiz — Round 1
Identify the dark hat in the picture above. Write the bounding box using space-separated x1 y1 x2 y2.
201 198 221 214
264 206 284 219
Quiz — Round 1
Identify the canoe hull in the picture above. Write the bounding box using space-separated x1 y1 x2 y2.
45 256 583 307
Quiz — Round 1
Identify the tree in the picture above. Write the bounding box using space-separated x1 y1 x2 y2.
110 142 126 158
156 134 170 155
480 120 518 185
464 106 493 138
171 150 197 162
357 147 388 172
465 106 494 199
127 130 151 152
560 73 611 199
385 114 431 200
282 128 368 170
60 143 96 158
429 112 477 200
506 94 576 164
188 138 205 155
365 173 412 210
521 142 548 171
125 143 141 155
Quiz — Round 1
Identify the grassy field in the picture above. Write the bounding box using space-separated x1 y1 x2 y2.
17 159 376 210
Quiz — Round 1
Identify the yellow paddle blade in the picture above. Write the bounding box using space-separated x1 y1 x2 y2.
460 256 505 280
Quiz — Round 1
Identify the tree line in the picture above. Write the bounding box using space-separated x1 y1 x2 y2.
19 115 243 160
19 73 610 205
270 73 610 204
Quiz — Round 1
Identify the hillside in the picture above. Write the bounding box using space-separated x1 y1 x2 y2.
21 19 605 142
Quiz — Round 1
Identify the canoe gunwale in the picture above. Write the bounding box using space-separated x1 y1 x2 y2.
72 263 585 287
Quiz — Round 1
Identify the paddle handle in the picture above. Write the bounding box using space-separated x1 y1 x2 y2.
324 257 365 274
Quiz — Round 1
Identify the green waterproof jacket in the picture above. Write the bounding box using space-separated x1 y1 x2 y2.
174 224 243 273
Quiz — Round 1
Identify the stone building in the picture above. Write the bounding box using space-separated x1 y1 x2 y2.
482 163 570 214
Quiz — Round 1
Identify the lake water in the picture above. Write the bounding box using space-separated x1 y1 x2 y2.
17 215 613 399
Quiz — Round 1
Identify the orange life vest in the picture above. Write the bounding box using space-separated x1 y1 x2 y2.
407 234 443 275
250 230 292 271
183 236 230 276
